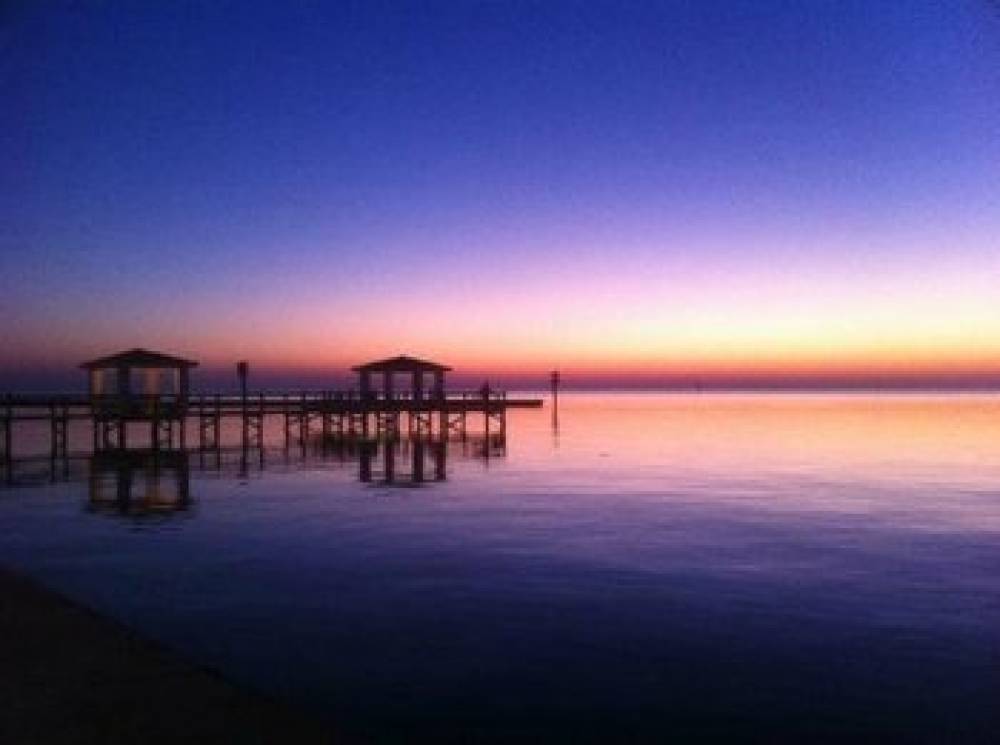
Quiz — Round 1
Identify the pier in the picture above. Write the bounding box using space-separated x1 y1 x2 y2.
0 351 542 467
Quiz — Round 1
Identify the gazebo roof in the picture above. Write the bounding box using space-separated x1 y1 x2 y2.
80 348 199 370
351 355 451 373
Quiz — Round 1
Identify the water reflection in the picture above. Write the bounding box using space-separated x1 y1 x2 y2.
359 438 446 485
1 395 999 742
88 449 191 517
1 432 507 512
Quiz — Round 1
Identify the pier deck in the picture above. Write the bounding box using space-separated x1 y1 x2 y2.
0 390 543 459
1 392 541 418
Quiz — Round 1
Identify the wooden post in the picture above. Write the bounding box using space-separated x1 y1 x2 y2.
283 393 290 448
412 439 424 482
61 404 68 458
434 438 446 481
214 393 221 449
258 392 265 450
177 453 190 507
300 392 308 450
384 440 395 483
551 370 560 430
49 403 58 459
3 394 13 466
151 396 160 451
198 395 206 450
237 361 248 448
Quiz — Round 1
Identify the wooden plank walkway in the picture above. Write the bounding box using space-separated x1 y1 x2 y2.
0 390 542 460
1 391 542 420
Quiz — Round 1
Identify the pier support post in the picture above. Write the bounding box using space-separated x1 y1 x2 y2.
238 361 249 450
434 438 446 481
150 398 160 451
45 403 69 460
299 392 308 447
1 394 11 469
359 441 373 482
283 394 291 449
384 440 395 483
412 439 424 482
214 394 221 449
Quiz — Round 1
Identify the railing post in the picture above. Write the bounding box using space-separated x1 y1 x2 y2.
3 394 13 466
258 392 265 450
300 391 308 446
214 393 221 449
49 403 57 459
151 396 160 451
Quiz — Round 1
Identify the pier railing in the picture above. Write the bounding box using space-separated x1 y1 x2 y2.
1 389 517 418
0 388 537 462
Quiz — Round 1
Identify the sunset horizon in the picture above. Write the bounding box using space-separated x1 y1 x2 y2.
4 2 999 394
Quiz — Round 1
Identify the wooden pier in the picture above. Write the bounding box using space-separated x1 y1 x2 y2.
0 389 540 457
0 352 543 465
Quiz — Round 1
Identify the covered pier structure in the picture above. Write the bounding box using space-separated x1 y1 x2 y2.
0 351 542 464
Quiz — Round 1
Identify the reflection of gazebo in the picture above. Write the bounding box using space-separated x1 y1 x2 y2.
351 355 451 401
88 450 191 517
358 438 446 485
81 348 198 449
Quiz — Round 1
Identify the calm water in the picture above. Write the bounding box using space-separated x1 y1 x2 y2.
2 393 999 742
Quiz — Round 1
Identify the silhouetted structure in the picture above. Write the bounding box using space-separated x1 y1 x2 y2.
0 352 541 459
352 355 449 436
353 355 451 401
81 348 197 451
551 370 561 430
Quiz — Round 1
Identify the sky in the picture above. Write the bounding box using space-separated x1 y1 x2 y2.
3 1 1000 390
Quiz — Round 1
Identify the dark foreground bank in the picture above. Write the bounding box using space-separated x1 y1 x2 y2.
0 568 337 744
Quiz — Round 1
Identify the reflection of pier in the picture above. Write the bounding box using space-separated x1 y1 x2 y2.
88 449 191 517
0 432 507 509
359 438 447 486
0 352 541 465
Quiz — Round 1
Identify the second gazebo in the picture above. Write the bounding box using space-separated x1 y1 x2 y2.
352 355 452 402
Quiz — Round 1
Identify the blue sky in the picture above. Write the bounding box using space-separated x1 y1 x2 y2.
2 1 999 388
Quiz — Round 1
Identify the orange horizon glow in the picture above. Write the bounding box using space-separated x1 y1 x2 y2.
7 334 1000 384
5 244 1000 385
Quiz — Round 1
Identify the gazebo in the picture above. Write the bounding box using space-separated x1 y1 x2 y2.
81 349 198 448
351 355 451 401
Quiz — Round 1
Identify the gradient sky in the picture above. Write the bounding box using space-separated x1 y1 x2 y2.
3 1 1000 389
